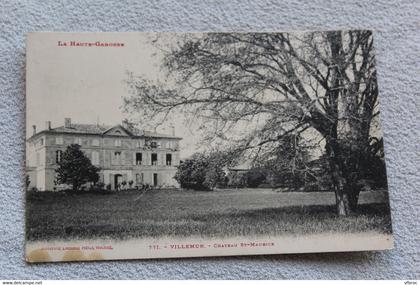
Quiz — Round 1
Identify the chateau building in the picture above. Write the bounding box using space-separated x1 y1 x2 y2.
26 118 182 191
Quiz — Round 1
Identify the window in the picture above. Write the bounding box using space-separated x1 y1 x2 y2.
114 139 121 147
151 153 158 165
136 140 144 148
113 151 121 165
55 137 63 145
92 151 99 165
136 153 142 165
168 141 177 149
74 137 82 145
55 150 62 163
92 139 99 146
166 153 172 166
136 173 144 184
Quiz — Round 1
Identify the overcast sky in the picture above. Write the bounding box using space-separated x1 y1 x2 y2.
26 33 203 158
26 32 383 161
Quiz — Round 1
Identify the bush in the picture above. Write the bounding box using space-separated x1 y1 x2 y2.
226 168 268 188
25 175 31 190
257 183 272 188
303 182 321 192
96 182 105 189
227 171 247 188
91 182 105 192
175 153 226 191
246 168 267 188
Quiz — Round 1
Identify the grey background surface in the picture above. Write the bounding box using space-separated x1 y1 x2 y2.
0 0 419 279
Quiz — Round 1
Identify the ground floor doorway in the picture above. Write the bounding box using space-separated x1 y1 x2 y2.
153 173 158 187
114 174 122 190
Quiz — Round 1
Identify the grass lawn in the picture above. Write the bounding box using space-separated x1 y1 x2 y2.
26 188 392 241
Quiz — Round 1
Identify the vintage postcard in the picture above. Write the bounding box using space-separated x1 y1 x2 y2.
25 31 393 262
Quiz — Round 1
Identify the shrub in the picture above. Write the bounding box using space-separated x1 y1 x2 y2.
227 171 247 188
25 175 31 190
91 182 105 192
303 182 320 192
245 168 267 188
174 153 226 191
96 182 105 189
257 183 272 188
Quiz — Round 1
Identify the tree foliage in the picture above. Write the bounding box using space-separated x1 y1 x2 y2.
174 153 226 191
256 133 314 188
125 31 385 215
55 144 100 191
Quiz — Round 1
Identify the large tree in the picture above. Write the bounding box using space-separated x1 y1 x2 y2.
124 30 383 216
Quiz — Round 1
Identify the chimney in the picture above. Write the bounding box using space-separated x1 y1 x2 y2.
64 118 71 128
32 125 36 136
45 121 51 130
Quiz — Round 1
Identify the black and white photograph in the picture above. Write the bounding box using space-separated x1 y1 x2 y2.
25 31 393 262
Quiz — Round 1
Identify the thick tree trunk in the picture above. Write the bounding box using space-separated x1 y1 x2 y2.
347 181 360 211
329 155 352 216
322 31 367 216
326 139 362 216
72 182 80 191
332 176 361 216
333 174 350 216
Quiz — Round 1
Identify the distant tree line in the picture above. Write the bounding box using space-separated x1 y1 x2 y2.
175 140 387 192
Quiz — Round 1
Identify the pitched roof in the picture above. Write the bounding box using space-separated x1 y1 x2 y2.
28 123 181 140
50 124 109 135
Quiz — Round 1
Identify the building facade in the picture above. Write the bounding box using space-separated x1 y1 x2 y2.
26 118 182 191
